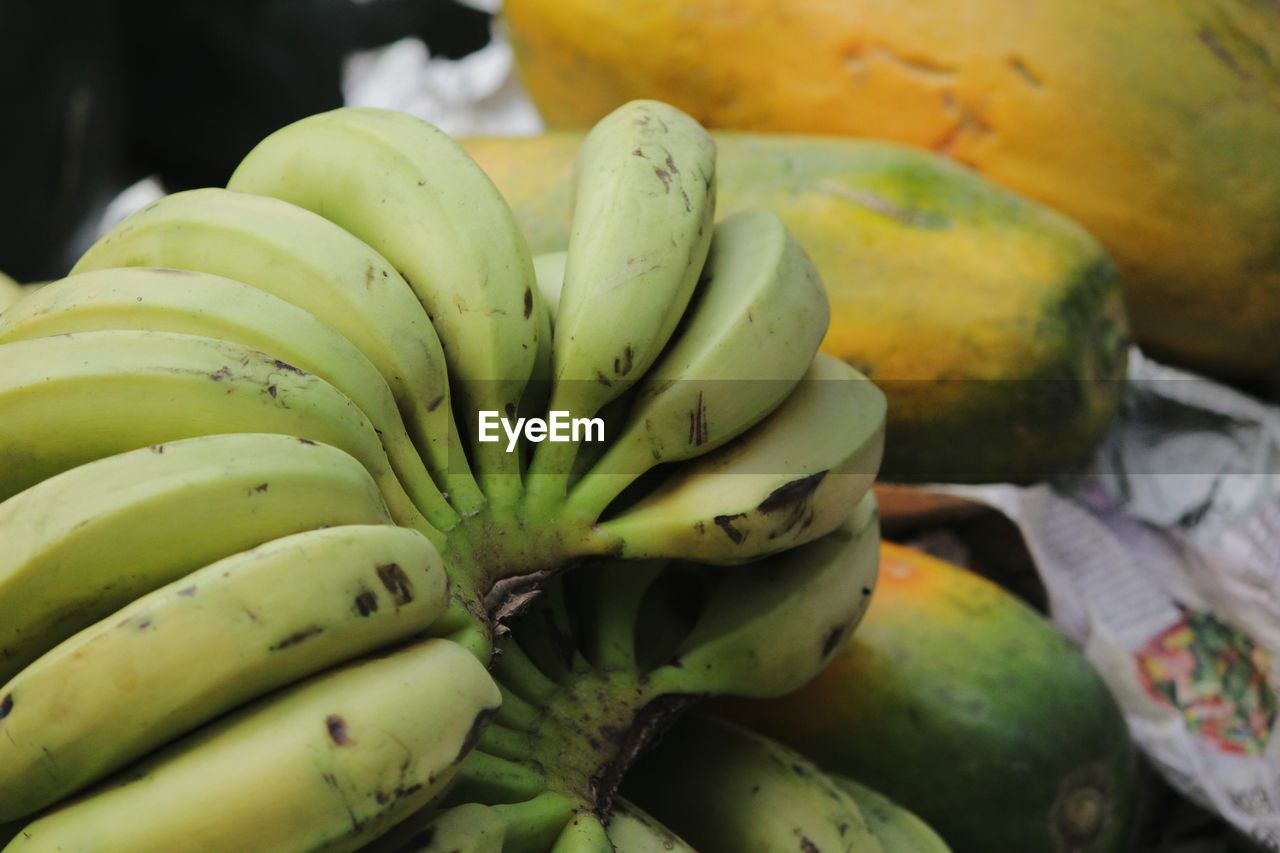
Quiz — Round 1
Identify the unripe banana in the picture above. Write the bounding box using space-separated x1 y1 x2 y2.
0 271 22 313
363 803 508 852
3 639 500 853
72 187 480 518
606 800 695 853
527 100 716 501
229 107 542 507
599 353 885 562
0 267 453 527
531 251 566 322
550 813 613 852
623 715 882 853
0 434 392 684
648 492 879 698
0 524 449 822
833 778 952 853
0 329 435 538
568 209 829 520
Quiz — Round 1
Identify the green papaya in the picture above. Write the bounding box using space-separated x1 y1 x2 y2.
716 541 1140 853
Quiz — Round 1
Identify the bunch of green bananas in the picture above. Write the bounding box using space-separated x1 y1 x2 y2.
0 100 887 850
371 497 882 850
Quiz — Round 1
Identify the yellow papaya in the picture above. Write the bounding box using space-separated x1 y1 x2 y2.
716 542 1140 853
463 132 1127 483
504 0 1280 378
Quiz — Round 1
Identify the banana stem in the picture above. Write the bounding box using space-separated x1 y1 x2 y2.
383 486 447 554
463 388 527 512
479 722 538 763
586 562 665 674
401 484 458 533
562 471 636 525
634 664 697 703
495 684 545 732
549 813 613 852
437 415 489 517
524 436 582 508
493 639 562 705
492 792 577 853
452 750 548 804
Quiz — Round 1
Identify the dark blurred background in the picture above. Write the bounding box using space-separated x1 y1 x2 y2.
0 0 491 282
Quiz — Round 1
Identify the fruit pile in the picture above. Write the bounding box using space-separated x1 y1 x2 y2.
503 0 1280 380
0 101 911 849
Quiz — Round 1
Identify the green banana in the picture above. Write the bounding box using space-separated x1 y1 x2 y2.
0 267 453 528
489 793 579 853
363 803 509 852
526 100 716 503
531 251 566 322
0 524 449 822
0 433 392 684
3 639 500 853
834 778 952 853
228 107 542 508
605 800 695 853
427 508 879 848
0 329 434 538
567 209 829 520
0 271 22 313
598 353 885 562
71 187 480 518
549 813 613 852
623 715 883 853
646 492 879 698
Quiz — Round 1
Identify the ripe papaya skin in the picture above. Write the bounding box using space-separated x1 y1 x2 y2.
715 542 1140 853
463 132 1128 483
504 0 1280 379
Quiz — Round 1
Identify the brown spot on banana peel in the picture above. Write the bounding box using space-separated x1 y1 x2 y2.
0 693 11 719
688 391 709 446
758 472 827 512
821 625 845 658
326 715 352 746
456 707 499 764
614 345 634 376
376 564 414 605
714 513 748 544
271 359 305 375
269 626 323 651
524 287 534 319
177 586 198 597
354 590 379 617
